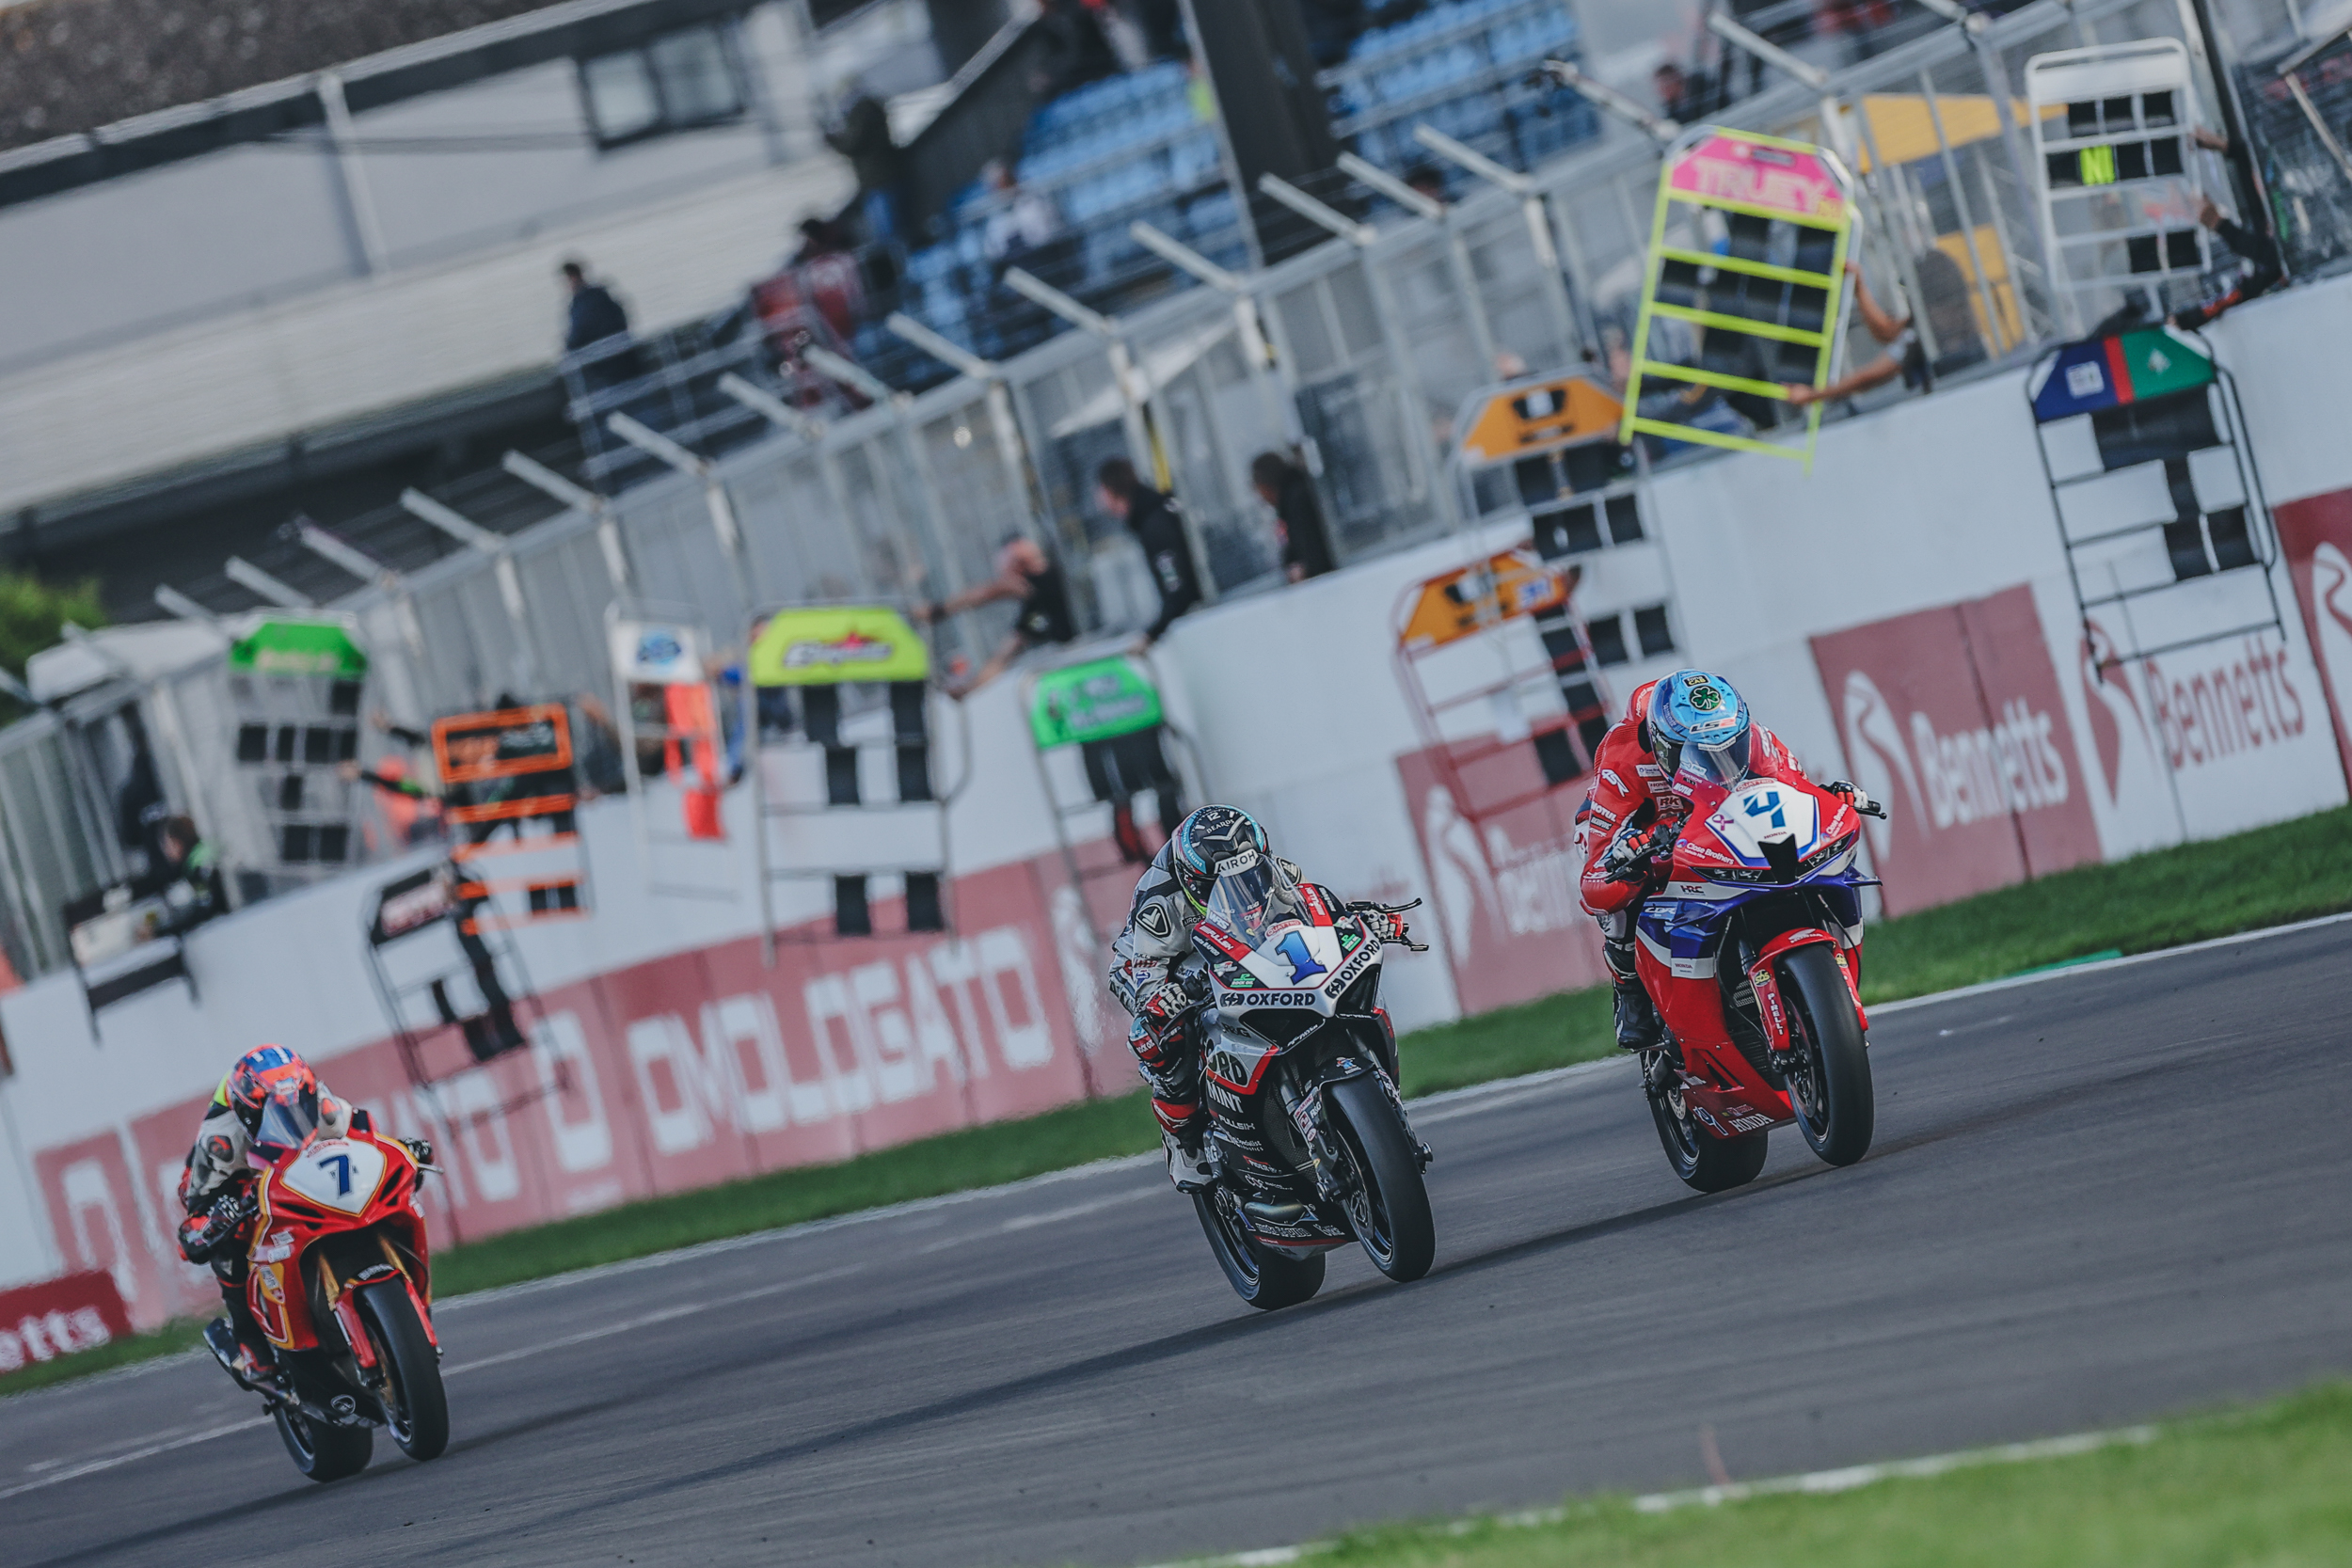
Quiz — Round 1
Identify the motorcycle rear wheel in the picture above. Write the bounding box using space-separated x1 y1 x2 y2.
1327 1076 1436 1282
275 1402 373 1482
1646 1057 1770 1193
359 1279 450 1461
1194 1186 1326 1310
1779 944 1874 1167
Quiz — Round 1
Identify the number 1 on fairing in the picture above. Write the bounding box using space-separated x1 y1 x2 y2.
1275 930 1328 984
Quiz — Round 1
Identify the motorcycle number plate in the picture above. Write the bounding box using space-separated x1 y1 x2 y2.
278 1138 386 1215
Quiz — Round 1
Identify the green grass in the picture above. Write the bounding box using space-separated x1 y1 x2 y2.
0 1318 209 1397
13 803 2352 1397
1283 1382 2352 1568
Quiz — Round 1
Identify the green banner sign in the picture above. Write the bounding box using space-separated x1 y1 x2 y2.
227 620 369 679
748 607 929 687
1028 657 1163 748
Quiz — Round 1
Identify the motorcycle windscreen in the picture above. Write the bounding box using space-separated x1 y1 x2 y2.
1676 727 1755 792
250 1082 323 1166
1201 851 1298 948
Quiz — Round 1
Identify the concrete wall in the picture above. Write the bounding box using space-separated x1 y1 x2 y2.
5 270 2350 1313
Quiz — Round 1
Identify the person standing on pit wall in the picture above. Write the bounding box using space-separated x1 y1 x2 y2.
1781 255 1983 410
911 532 1078 696
1249 451 1337 582
1098 457 1201 649
2167 129 2282 331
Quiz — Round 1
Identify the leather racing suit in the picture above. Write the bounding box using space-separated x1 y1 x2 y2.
177 1073 352 1370
1577 681 1813 1009
1107 839 1406 1146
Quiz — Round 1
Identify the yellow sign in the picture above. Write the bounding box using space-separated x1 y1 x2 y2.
1455 377 1626 467
1620 127 1855 470
1397 547 1570 653
748 607 930 688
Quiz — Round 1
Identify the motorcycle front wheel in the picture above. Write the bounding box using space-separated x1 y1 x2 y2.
275 1401 373 1482
1779 944 1874 1167
358 1278 450 1461
1326 1076 1436 1282
1194 1186 1326 1310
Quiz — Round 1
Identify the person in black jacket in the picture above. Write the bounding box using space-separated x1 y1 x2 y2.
1097 457 1200 647
1249 451 1337 581
561 260 642 388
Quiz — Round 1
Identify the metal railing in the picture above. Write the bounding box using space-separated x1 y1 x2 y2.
5 0 2345 987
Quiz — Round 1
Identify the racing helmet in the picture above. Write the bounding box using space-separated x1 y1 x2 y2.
223 1045 317 1137
1646 670 1753 786
1168 805 1270 911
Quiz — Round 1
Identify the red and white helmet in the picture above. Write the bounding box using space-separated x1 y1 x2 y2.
223 1045 317 1135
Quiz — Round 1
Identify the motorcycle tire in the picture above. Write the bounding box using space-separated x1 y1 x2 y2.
358 1279 450 1462
1646 1059 1770 1194
1779 943 1875 1167
1193 1187 1326 1310
275 1402 373 1482
1326 1076 1437 1283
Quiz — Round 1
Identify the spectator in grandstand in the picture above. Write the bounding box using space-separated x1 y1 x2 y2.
1098 457 1201 648
981 160 1062 271
1031 0 1121 100
826 91 905 243
911 533 1078 696
1406 164 1450 207
1782 255 1983 410
561 260 642 389
1250 451 1338 582
2168 131 2282 332
1654 60 1727 125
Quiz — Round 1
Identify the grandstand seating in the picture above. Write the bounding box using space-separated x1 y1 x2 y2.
862 0 1597 388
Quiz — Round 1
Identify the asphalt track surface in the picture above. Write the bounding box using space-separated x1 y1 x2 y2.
7 920 2350 1568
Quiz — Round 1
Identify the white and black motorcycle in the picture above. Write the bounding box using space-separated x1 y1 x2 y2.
1184 855 1435 1308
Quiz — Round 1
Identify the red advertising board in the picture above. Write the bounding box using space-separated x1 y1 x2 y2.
32 850 1122 1328
2275 486 2352 784
1394 741 1612 1016
1810 585 2101 915
0 1271 135 1375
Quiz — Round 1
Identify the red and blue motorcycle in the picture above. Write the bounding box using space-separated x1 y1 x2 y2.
1619 760 1883 1192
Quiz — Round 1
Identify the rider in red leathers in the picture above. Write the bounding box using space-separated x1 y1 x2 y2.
1579 671 1871 1050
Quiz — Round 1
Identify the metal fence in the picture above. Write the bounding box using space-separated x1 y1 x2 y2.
3 0 2344 987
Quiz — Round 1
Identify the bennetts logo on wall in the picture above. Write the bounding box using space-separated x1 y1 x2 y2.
1812 585 2101 915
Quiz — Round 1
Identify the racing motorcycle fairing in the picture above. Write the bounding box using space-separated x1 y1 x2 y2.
247 1106 432 1355
1634 766 1876 1141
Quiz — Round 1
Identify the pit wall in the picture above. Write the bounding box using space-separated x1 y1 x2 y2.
7 271 2352 1317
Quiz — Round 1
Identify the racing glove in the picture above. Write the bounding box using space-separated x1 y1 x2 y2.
1346 899 1429 951
177 1189 257 1264
1825 781 1888 819
1602 821 1679 882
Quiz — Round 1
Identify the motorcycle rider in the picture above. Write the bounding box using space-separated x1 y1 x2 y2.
175 1045 353 1385
1109 805 1415 1190
1579 670 1874 1051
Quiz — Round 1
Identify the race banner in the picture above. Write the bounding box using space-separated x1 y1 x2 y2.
1810 585 2102 915
2273 486 2352 784
0 1270 135 1376
1393 741 1612 1015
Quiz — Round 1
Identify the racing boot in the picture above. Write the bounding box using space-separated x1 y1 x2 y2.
1161 1128 1215 1193
1613 977 1664 1051
202 1317 278 1390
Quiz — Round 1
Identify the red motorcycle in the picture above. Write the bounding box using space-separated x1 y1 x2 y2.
207 1085 450 1481
1617 756 1882 1192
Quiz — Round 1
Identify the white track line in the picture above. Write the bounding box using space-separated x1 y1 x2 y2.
1139 1424 2163 1567
0 1417 271 1503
